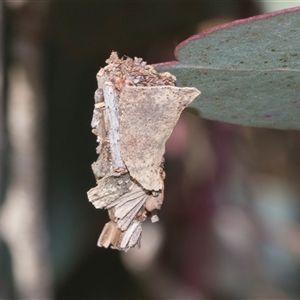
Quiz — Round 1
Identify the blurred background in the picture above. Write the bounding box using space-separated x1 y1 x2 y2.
1 1 300 299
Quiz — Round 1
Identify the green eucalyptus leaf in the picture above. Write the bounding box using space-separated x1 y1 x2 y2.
155 7 300 129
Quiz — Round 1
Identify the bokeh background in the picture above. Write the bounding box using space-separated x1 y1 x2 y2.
1 1 300 299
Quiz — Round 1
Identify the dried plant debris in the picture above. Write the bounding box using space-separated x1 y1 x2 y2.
87 52 200 251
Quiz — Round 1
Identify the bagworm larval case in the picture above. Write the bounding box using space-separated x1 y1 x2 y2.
87 52 200 251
